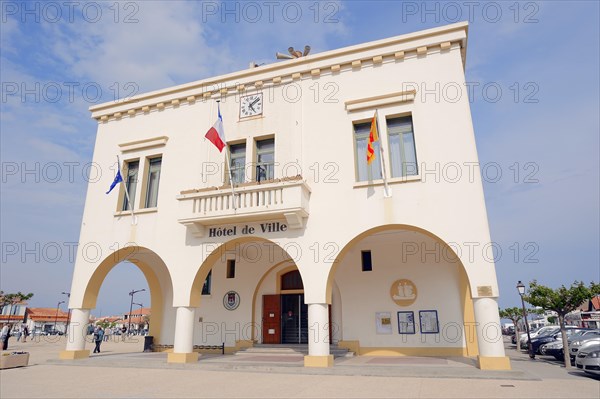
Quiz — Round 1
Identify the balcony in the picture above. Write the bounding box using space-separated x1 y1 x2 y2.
177 177 311 237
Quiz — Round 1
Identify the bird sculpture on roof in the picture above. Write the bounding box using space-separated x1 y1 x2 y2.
288 47 303 58
287 46 311 58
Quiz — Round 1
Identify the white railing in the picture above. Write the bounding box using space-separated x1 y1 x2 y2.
177 179 311 236
193 186 285 213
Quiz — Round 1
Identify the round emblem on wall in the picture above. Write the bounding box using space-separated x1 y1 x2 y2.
390 279 417 306
223 291 240 311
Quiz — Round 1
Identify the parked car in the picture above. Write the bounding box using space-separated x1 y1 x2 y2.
570 335 600 363
542 330 600 361
519 326 558 348
540 340 563 359
529 327 588 354
575 341 600 376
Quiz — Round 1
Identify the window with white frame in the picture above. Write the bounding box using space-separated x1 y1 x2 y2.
144 157 162 208
354 121 382 182
387 116 418 178
122 160 139 211
256 138 275 182
229 143 246 185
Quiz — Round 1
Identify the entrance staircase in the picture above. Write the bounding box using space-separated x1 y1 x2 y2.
234 344 354 358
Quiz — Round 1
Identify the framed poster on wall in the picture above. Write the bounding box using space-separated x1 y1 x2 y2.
376 312 393 334
419 310 439 334
397 311 415 334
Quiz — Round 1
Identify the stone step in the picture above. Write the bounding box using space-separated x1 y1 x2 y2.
234 344 354 358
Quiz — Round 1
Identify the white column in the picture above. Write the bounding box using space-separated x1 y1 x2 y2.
472 297 505 357
472 297 511 370
305 303 333 367
60 308 91 359
65 308 90 352
173 307 195 353
168 307 198 363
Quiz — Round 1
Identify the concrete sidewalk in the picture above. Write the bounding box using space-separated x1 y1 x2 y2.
1 337 598 398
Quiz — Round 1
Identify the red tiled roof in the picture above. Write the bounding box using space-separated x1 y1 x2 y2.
591 295 600 311
26 308 69 322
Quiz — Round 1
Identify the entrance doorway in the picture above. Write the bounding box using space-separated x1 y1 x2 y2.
281 294 308 344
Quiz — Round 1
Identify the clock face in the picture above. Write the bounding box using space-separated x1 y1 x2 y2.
240 93 263 118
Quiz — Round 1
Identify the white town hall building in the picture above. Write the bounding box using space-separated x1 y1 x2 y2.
62 22 510 370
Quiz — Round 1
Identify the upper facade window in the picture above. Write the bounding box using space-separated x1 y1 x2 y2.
387 116 418 178
354 122 382 182
122 160 139 211
354 114 418 182
144 157 162 208
256 138 275 182
229 143 246 185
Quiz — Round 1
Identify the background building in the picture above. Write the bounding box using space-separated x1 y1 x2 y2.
24 308 69 334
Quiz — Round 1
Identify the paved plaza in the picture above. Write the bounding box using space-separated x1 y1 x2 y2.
1 337 598 398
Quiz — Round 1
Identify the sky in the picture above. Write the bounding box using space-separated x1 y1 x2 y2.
1 1 598 317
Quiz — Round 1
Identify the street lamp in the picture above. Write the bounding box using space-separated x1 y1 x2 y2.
128 289 145 335
133 302 143 334
54 301 65 333
61 292 71 335
517 281 535 359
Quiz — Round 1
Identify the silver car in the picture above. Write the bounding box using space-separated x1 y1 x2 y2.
575 341 600 376
570 335 600 361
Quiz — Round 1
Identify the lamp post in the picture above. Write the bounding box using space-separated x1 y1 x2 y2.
128 289 145 335
54 301 65 333
61 292 71 335
517 281 535 359
133 303 143 334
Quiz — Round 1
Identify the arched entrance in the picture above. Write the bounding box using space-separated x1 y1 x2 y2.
326 225 478 358
258 267 308 344
61 246 174 359
188 237 306 351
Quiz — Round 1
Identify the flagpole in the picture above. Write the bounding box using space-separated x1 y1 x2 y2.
375 110 392 198
118 155 137 224
224 148 238 210
217 100 237 210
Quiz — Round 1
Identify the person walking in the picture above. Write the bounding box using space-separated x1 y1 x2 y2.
93 327 104 353
1 323 11 350
22 324 29 343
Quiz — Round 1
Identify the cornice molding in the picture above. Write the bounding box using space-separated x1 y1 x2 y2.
91 23 468 124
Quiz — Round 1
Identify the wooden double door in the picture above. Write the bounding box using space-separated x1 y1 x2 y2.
262 294 308 344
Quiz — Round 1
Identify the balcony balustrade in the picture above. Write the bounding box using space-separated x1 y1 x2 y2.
177 177 310 237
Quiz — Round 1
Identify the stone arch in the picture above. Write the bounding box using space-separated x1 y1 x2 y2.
80 246 173 343
189 236 300 308
327 224 478 356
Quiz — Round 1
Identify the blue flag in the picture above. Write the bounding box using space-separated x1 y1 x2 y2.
106 165 123 194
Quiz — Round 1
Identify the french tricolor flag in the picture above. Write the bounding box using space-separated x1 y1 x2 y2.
205 105 226 152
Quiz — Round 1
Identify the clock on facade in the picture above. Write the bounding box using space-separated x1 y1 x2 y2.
240 93 263 118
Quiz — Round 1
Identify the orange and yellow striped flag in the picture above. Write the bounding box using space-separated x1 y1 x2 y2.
366 112 378 164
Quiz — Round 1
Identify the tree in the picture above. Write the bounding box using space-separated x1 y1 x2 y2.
499 307 523 351
0 291 34 324
97 320 110 329
499 307 543 352
525 280 600 368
